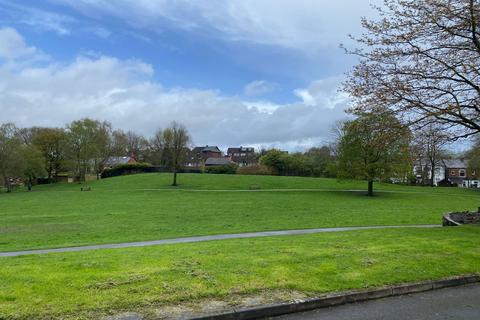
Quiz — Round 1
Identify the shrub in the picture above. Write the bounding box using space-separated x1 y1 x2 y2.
101 163 152 178
237 164 276 176
205 163 238 174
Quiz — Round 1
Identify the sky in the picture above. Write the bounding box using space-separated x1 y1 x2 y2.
0 0 381 151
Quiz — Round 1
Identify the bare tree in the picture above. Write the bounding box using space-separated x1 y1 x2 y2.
126 131 148 161
343 0 480 139
161 122 190 186
148 128 165 165
411 125 450 186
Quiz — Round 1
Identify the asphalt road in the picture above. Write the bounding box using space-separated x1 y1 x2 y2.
270 283 480 320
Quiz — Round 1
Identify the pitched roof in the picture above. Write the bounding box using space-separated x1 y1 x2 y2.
227 146 254 154
227 147 240 154
203 146 221 152
193 145 221 153
205 157 234 166
106 156 134 166
443 159 468 168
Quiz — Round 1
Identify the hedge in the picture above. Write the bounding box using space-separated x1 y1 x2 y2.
205 163 239 174
236 164 276 176
101 163 152 178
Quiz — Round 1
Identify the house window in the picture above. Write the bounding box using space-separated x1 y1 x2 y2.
459 169 466 177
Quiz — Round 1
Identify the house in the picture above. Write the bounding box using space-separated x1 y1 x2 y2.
444 159 479 188
412 158 479 188
227 146 257 166
412 160 446 186
188 145 222 167
205 157 234 167
105 156 137 168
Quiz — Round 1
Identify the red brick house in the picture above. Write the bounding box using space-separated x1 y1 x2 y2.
226 146 257 166
188 146 222 167
105 156 137 168
444 159 479 188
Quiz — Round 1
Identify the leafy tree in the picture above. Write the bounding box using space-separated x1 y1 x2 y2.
466 137 480 172
160 122 190 186
259 149 286 175
32 128 67 180
343 0 480 138
20 145 46 191
336 110 411 196
66 119 112 187
305 146 336 177
0 124 23 192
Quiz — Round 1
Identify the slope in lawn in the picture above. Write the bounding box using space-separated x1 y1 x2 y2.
1 173 478 251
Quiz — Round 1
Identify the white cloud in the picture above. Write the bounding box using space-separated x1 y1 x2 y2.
294 76 348 109
244 80 277 96
244 101 281 114
54 0 382 52
0 27 37 60
0 27 349 150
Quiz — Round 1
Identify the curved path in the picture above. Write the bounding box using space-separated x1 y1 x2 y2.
0 224 440 258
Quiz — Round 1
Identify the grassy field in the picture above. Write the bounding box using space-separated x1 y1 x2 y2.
1 227 479 319
1 173 478 252
1 173 479 319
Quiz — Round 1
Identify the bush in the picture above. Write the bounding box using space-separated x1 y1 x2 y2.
237 164 276 176
101 163 152 178
205 163 238 174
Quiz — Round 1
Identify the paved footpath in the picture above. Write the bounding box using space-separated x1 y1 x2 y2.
271 283 480 320
0 225 440 257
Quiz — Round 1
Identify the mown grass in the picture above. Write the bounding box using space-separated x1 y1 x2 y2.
1 227 479 319
1 173 478 252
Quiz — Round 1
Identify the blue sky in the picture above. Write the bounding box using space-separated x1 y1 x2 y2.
0 0 380 150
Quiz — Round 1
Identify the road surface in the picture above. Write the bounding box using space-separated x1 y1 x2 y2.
271 283 480 320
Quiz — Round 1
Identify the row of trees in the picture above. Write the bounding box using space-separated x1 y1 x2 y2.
257 108 478 196
2 114 478 194
0 119 190 191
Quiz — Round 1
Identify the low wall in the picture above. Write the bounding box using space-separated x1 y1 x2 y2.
443 209 480 226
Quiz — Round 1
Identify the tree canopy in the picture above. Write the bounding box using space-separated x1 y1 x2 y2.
336 110 411 196
159 122 190 186
344 0 480 139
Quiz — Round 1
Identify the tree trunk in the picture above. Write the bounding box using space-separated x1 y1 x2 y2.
172 170 177 186
430 164 435 187
367 180 374 196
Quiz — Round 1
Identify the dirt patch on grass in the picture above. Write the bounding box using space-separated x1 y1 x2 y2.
0 227 21 234
101 289 310 320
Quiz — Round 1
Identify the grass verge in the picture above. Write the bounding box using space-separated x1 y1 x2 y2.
1 226 479 319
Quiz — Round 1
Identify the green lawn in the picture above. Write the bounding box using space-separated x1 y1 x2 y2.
1 173 478 252
1 173 479 319
1 227 479 319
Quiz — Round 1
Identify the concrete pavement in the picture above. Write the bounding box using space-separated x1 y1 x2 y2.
0 224 440 257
